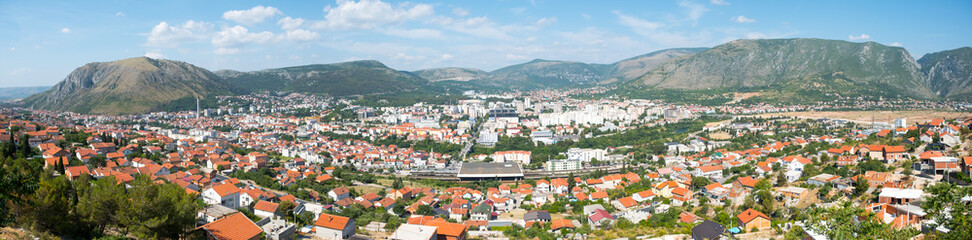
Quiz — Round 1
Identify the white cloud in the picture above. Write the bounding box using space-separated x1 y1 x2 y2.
733 15 755 23
9 67 31 76
213 47 240 55
889 42 902 47
391 52 426 61
222 6 282 25
212 25 275 47
452 7 469 17
710 0 730 5
614 11 663 31
144 51 164 59
745 32 766 39
60 28 70 33
441 54 453 60
285 29 320 41
431 16 513 40
506 53 528 60
382 28 442 39
8 47 14 51
146 20 213 47
313 0 434 30
277 17 305 30
614 11 714 46
678 0 709 22
115 12 125 17
849 33 870 40
535 17 557 27
580 13 591 20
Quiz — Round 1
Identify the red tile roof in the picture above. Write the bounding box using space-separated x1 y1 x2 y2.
737 208 770 224
253 200 278 213
199 212 262 240
315 213 351 230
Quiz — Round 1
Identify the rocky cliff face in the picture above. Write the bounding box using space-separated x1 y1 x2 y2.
411 67 490 82
25 57 231 114
919 47 972 98
634 38 935 98
604 48 707 82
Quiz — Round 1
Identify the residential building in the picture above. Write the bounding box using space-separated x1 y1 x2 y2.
314 213 356 239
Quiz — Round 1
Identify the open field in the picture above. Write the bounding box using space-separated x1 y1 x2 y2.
708 132 732 140
756 110 969 124
725 92 763 105
349 185 386 195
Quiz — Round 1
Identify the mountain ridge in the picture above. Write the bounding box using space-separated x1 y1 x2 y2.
24 38 972 114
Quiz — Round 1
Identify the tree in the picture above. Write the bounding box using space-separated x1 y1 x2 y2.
804 201 917 240
567 173 576 190
415 204 435 216
691 176 712 190
922 183 972 239
117 176 199 239
0 156 38 225
854 176 870 197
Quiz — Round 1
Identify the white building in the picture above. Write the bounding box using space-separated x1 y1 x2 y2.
546 159 582 171
202 184 243 209
566 148 607 162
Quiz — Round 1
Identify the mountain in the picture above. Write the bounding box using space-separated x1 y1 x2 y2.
919 47 972 98
0 86 50 101
479 59 609 89
411 67 489 82
220 60 429 96
603 48 707 83
24 57 232 115
632 38 935 99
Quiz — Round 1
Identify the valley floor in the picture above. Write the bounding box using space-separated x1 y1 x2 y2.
756 110 968 124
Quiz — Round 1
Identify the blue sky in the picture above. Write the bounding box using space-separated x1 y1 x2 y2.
1 0 970 87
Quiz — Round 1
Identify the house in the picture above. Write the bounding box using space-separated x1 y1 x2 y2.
203 183 242 209
389 224 438 240
65 166 91 180
679 211 702 224
253 200 279 219
315 213 356 239
633 190 655 202
448 208 467 221
691 220 726 240
696 165 724 179
470 204 492 221
44 157 69 169
329 187 351 201
197 212 262 240
612 196 639 210
589 191 609 201
883 146 907 163
807 174 839 187
524 210 552 223
423 219 467 240
671 187 692 206
878 188 923 205
198 205 239 224
550 219 575 231
535 179 551 192
737 209 771 230
588 208 615 226
964 157 972 176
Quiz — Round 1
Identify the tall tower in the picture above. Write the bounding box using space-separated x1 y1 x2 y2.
196 97 200 119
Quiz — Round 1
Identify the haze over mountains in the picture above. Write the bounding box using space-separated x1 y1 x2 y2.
23 38 972 115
